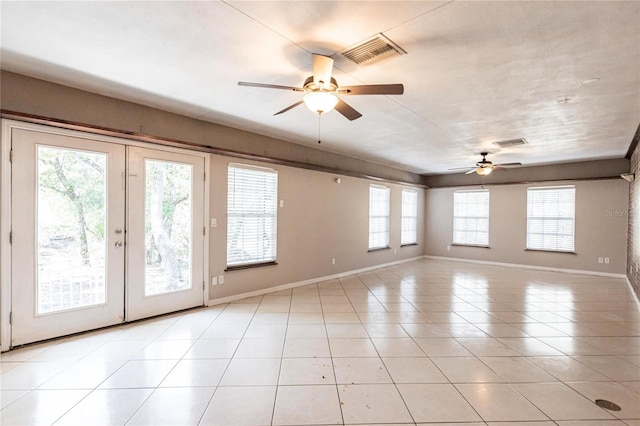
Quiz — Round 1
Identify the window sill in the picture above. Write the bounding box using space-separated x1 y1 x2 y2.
451 243 490 249
225 261 278 272
525 249 577 255
368 246 390 253
400 243 418 248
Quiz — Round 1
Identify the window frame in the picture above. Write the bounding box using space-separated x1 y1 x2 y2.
226 163 278 269
526 185 576 253
452 189 490 247
368 184 391 251
401 189 418 246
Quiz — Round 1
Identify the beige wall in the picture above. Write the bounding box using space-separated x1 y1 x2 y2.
0 71 426 303
0 71 423 185
425 180 629 274
208 155 425 300
1 70 629 299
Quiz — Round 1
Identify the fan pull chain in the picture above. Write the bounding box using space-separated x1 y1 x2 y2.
317 112 322 144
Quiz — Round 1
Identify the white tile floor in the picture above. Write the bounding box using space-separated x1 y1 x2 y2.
1 258 640 425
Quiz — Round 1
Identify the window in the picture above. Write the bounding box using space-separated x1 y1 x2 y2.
227 164 278 267
453 190 489 246
527 186 575 252
369 185 390 250
401 189 418 245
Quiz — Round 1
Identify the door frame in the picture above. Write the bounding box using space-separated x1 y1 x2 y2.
126 146 207 321
0 119 210 351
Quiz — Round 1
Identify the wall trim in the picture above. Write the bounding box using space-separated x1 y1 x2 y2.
625 122 640 159
423 255 628 279
423 175 624 190
207 256 424 306
625 277 640 312
0 110 427 188
431 255 639 312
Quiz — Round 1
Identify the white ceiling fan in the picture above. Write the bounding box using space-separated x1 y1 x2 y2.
449 152 523 176
238 53 404 121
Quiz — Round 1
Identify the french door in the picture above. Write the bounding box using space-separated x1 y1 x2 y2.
126 147 204 321
10 127 205 346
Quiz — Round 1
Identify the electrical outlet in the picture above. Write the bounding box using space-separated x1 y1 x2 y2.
394 248 397 254
331 258 335 265
604 257 610 264
447 245 451 251
218 275 224 284
211 276 218 286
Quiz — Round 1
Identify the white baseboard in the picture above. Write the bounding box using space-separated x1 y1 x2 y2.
626 277 640 312
207 256 424 306
425 255 639 312
423 255 628 279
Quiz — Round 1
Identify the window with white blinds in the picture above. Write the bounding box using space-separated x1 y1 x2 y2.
401 189 418 245
227 164 278 267
369 185 390 250
453 190 490 246
527 186 575 252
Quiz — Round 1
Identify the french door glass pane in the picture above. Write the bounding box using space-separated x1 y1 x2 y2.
37 146 107 314
144 160 193 295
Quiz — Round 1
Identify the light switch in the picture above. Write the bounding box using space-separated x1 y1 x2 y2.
211 218 217 228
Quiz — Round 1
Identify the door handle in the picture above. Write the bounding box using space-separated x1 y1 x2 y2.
115 241 123 248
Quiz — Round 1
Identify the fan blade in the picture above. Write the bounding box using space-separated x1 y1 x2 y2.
335 99 362 121
338 84 404 95
274 100 304 116
238 82 304 92
465 168 477 175
312 54 334 87
448 166 475 171
495 162 522 167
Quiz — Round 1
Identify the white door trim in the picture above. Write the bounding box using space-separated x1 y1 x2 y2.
0 119 210 350
1 121 13 352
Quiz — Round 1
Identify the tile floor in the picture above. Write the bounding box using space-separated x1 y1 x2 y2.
1 258 639 425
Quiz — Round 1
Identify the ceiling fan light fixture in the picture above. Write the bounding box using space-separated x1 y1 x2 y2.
476 166 493 176
303 92 338 114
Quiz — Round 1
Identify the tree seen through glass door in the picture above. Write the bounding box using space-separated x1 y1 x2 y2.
144 160 193 295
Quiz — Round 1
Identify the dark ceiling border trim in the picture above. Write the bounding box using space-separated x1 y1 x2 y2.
625 121 640 159
424 175 624 189
1 109 428 189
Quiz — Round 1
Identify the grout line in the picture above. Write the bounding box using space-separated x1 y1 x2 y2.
2 259 640 425
323 279 346 426
268 288 293 426
195 301 259 425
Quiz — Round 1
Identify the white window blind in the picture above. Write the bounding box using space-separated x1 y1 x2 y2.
527 186 575 252
227 164 278 266
453 190 489 246
401 189 418 245
369 185 390 249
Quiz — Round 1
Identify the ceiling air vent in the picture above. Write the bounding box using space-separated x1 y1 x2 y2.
341 33 407 65
493 138 528 148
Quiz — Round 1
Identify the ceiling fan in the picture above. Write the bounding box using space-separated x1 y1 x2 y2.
238 53 404 121
449 152 522 176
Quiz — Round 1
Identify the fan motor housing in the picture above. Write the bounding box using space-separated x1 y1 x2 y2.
303 76 338 92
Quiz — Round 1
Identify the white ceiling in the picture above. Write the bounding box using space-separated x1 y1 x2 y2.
1 1 639 175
